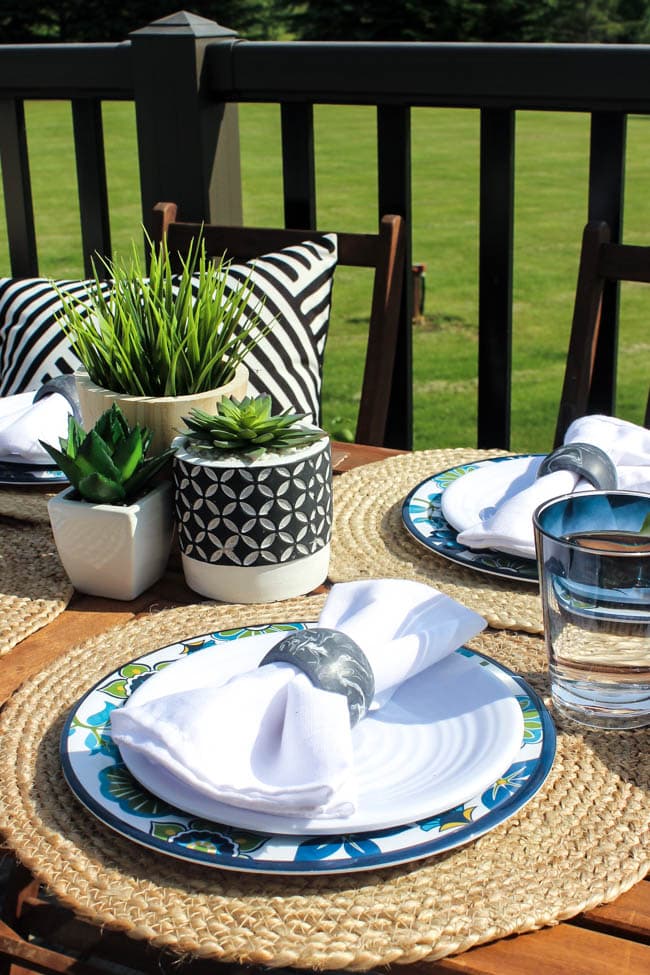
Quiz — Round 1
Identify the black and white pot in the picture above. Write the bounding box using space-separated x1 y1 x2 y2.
171 434 332 602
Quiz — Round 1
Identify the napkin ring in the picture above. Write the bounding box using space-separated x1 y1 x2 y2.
259 628 375 727
33 376 82 422
537 443 618 490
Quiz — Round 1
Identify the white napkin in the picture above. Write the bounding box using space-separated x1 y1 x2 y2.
110 579 486 819
0 390 73 464
442 415 650 559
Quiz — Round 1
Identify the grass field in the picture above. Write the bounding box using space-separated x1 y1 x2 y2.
1 102 648 451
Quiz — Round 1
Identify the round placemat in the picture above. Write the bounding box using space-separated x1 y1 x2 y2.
0 520 73 657
0 598 647 970
0 486 55 524
330 448 544 633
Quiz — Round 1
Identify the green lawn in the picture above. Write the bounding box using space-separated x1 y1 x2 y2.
1 102 648 451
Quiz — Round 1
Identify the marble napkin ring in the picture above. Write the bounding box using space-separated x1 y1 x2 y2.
537 442 618 490
259 628 375 727
33 376 82 422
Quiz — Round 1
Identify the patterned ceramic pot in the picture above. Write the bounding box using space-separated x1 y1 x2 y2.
172 434 332 603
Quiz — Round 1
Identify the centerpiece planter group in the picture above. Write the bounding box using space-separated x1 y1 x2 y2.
41 230 333 603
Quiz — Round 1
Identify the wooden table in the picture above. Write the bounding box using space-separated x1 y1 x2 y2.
0 442 648 975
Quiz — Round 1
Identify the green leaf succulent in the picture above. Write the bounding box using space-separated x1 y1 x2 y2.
40 404 173 504
181 395 326 460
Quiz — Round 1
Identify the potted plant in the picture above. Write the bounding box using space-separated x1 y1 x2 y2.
56 232 261 454
41 404 175 601
172 395 332 603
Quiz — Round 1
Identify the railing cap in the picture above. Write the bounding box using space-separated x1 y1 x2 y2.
130 10 237 39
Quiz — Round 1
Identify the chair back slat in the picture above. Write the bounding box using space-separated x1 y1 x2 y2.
555 220 650 446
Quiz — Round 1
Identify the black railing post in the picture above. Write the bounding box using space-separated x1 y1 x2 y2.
587 112 627 416
478 108 515 449
130 11 243 234
0 98 38 276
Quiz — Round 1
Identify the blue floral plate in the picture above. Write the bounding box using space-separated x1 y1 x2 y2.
61 622 555 875
402 456 540 584
0 460 67 485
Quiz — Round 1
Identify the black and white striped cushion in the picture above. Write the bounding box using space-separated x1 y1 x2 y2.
210 233 337 422
0 277 93 395
0 234 337 422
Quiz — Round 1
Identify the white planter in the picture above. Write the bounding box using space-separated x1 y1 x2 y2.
172 435 333 603
75 364 249 455
47 482 174 601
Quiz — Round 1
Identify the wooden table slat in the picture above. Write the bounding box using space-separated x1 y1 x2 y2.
578 878 650 942
422 923 650 975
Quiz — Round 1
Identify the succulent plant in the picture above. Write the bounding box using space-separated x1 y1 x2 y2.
181 395 326 460
40 403 173 504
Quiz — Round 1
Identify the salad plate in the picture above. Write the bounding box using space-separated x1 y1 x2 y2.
61 622 555 875
0 460 67 485
402 456 541 584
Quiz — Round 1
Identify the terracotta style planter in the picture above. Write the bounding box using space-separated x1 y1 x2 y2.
47 482 174 600
172 434 332 603
75 365 249 455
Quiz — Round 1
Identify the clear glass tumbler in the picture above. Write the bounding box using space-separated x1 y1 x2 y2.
533 491 650 729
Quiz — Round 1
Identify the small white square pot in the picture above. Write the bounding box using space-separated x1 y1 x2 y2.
172 435 332 603
47 481 174 601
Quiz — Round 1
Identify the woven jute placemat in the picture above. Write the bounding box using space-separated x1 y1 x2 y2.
0 508 73 657
0 597 647 970
0 486 56 524
330 448 544 633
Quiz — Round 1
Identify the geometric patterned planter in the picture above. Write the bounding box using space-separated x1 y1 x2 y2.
172 435 332 602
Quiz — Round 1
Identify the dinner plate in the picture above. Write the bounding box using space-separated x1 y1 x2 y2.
402 456 540 583
61 622 555 874
114 629 524 835
0 460 67 485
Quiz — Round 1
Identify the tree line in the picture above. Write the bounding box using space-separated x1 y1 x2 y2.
3 0 650 43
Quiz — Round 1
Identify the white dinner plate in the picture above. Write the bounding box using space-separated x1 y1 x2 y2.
114 630 524 835
402 456 541 583
61 622 555 874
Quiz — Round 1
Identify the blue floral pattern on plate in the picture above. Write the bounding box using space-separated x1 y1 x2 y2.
61 624 555 875
402 456 541 584
0 461 68 485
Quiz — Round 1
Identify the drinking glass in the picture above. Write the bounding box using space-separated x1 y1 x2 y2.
533 491 650 729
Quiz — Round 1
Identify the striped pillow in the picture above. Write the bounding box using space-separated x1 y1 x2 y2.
193 233 338 423
0 233 338 422
0 277 95 395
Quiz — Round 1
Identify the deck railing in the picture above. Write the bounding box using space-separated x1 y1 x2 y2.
2 12 650 448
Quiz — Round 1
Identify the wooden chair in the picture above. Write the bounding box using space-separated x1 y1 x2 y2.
151 202 406 448
555 220 650 446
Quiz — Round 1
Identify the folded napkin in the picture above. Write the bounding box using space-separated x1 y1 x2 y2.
0 389 73 464
442 415 650 559
110 579 486 819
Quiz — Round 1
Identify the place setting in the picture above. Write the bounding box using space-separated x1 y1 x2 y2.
0 376 76 488
330 413 650 634
60 578 556 874
0 379 79 656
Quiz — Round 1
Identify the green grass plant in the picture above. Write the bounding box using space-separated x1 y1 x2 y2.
57 232 265 397
1 101 648 451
